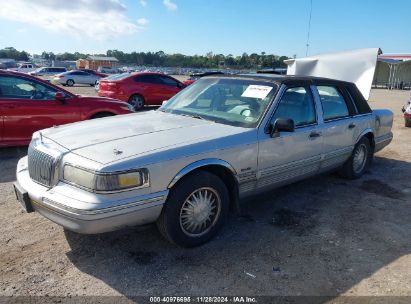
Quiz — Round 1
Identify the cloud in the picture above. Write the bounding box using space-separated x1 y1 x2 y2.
163 0 177 11
137 18 149 26
0 0 138 41
139 0 147 7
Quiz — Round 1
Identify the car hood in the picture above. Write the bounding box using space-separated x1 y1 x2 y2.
75 95 126 105
41 111 249 164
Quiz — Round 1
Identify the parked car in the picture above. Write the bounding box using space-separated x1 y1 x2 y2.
78 69 108 78
14 74 393 247
402 97 411 127
52 70 102 86
7 62 37 73
183 71 224 86
0 70 133 147
97 66 118 74
29 67 67 76
98 72 185 110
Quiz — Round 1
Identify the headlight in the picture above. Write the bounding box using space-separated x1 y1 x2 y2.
120 104 135 112
30 131 42 146
63 165 149 192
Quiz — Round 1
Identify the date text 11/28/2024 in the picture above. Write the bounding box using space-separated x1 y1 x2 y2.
149 297 257 303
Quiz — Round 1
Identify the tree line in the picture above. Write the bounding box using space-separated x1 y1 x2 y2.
1 47 289 69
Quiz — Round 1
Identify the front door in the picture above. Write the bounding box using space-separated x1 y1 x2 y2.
0 75 80 145
257 85 323 189
157 75 182 102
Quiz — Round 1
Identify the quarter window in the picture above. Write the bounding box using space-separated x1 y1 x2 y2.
317 86 350 121
159 76 178 86
271 87 316 127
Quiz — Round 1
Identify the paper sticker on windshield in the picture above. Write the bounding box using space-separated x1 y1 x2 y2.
241 85 273 99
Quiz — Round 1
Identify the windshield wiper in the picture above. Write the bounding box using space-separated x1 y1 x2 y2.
179 113 209 121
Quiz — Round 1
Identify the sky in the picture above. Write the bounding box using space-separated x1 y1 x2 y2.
0 0 410 58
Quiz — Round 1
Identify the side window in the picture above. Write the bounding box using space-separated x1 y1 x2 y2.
0 76 57 100
135 75 160 84
271 87 316 127
317 86 350 121
159 76 178 86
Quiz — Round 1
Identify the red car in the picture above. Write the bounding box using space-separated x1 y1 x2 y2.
0 70 133 147
98 72 185 110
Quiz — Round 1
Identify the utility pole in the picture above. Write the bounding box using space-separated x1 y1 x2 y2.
306 0 313 57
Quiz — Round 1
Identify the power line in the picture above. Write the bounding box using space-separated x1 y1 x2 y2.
306 0 313 57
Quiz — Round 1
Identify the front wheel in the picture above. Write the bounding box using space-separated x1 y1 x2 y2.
405 117 411 128
157 171 229 247
340 137 372 179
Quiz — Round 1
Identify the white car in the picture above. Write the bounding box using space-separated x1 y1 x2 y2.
52 70 101 87
29 67 67 76
7 63 36 73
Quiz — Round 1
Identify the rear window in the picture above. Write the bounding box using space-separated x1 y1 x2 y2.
345 85 372 114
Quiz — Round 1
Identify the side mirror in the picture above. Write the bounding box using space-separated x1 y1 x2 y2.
177 82 184 89
55 92 66 103
270 118 295 138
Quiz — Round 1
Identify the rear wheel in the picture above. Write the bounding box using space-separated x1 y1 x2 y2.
157 171 229 247
128 94 145 111
340 137 372 179
66 79 75 87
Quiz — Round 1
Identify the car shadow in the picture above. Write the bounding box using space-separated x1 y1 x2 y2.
64 155 411 298
0 147 27 183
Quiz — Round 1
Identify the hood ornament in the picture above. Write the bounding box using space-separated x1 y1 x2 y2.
113 149 123 155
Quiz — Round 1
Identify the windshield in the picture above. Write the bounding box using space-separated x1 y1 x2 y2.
160 78 278 128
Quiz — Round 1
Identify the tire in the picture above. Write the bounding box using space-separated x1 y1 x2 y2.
405 117 411 128
128 94 145 111
91 112 114 119
66 79 75 87
157 171 229 247
340 137 372 179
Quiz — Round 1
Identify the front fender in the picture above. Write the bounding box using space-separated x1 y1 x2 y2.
167 159 237 189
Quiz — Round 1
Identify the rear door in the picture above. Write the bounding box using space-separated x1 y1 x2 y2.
133 75 164 105
313 84 359 172
0 75 81 144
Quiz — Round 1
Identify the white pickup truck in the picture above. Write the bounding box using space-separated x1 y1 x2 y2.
7 63 37 73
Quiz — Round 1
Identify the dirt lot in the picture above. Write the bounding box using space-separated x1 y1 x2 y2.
0 87 410 299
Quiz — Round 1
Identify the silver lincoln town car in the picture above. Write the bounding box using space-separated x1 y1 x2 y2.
14 74 393 247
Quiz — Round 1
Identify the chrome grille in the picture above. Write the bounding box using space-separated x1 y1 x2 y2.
28 145 56 187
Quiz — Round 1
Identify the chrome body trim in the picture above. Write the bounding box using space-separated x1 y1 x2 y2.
168 159 237 189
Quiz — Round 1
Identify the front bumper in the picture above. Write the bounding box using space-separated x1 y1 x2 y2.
16 157 167 234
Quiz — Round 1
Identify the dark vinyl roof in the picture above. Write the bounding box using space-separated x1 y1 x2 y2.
205 73 354 86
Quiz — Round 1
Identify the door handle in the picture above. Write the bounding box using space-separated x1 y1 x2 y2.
309 132 322 139
348 123 356 129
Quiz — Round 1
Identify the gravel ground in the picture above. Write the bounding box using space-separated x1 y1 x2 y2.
0 87 410 299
